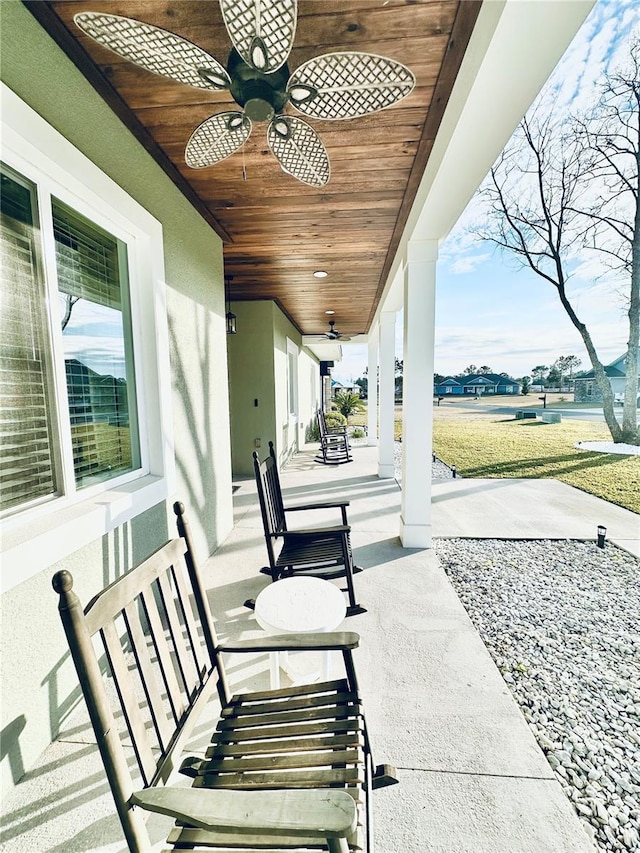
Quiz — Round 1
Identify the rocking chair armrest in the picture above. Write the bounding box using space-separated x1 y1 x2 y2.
284 499 350 512
218 631 360 654
131 786 357 838
280 525 350 539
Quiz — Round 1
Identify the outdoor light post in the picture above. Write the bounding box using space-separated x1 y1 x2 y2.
451 465 457 478
597 525 607 548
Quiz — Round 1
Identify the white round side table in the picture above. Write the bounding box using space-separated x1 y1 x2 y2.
254 576 347 689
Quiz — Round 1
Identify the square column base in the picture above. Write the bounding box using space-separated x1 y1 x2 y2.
378 463 395 479
399 517 432 549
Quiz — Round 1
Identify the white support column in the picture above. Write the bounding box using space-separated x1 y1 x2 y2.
400 239 438 548
378 310 396 479
367 333 378 446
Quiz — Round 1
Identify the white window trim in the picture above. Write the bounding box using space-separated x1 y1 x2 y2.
0 84 175 593
286 338 300 455
286 338 299 418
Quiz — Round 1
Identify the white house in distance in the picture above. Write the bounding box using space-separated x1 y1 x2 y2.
574 349 640 404
332 380 361 397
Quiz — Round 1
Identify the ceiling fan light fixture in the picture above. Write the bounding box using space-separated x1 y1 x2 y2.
324 309 335 313
227 48 290 119
314 271 328 278
244 95 275 122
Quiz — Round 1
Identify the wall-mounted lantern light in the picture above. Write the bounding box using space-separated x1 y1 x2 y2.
225 275 237 335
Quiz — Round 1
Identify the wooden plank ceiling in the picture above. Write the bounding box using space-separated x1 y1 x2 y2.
25 0 481 338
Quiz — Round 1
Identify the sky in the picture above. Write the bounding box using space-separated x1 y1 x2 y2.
333 0 638 384
61 297 127 379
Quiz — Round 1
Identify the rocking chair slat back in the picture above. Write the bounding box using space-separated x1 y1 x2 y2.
52 501 385 852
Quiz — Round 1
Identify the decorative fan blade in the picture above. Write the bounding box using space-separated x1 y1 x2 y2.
74 13 231 91
304 333 351 343
219 0 297 73
185 112 252 168
288 52 415 120
267 116 330 187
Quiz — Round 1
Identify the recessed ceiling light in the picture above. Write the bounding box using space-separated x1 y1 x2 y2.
325 310 335 315
313 270 328 278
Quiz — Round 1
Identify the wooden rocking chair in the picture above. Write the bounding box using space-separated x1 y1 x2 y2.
253 442 365 616
316 409 352 465
52 502 396 853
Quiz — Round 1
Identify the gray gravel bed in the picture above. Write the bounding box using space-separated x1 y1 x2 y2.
349 438 453 480
435 538 640 852
392 441 454 481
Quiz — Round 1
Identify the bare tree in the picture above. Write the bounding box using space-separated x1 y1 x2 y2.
477 41 639 444
60 293 80 331
571 40 639 439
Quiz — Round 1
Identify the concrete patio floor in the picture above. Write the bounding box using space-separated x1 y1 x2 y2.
2 443 638 851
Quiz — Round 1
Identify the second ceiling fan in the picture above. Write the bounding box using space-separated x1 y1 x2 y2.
305 320 353 342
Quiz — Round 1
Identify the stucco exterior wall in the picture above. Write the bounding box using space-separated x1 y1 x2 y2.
0 2 232 794
298 351 321 442
227 301 320 475
227 302 277 476
272 303 320 462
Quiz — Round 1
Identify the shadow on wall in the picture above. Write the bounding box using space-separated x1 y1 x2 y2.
169 311 221 559
99 505 169 591
0 507 170 799
2 308 227 803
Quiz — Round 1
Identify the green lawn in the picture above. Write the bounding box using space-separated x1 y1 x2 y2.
432 415 639 514
343 399 638 513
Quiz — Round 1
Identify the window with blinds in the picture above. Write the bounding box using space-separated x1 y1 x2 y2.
52 199 140 488
0 166 141 515
0 173 57 512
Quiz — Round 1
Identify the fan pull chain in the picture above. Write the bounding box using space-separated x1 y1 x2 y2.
242 140 247 181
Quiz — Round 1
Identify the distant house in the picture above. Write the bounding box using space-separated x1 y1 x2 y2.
434 373 521 396
331 380 360 397
573 349 640 404
65 358 129 426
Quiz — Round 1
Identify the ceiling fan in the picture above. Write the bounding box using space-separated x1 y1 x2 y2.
306 320 352 342
74 0 415 187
